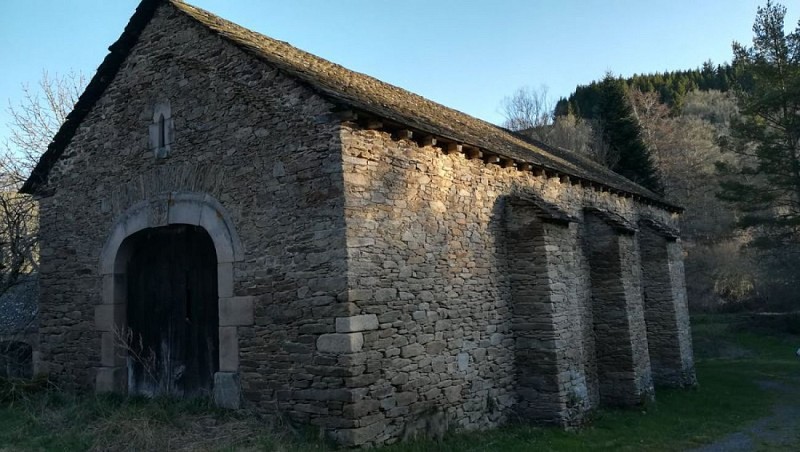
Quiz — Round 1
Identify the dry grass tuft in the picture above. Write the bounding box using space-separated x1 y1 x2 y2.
88 412 264 451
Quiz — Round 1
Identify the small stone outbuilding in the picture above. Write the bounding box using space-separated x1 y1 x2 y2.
22 0 696 446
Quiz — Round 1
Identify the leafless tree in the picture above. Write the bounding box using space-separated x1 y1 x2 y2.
516 112 616 168
2 71 86 186
500 85 553 131
0 71 85 377
629 89 736 238
0 71 85 288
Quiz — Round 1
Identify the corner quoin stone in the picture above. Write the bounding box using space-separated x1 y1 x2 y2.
335 314 379 333
317 332 365 353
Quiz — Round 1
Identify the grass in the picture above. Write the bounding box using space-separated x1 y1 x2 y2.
0 392 333 451
0 314 797 451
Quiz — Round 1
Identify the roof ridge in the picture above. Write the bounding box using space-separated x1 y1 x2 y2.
21 0 681 213
168 1 678 210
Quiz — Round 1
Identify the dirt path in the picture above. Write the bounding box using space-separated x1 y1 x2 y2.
689 379 800 451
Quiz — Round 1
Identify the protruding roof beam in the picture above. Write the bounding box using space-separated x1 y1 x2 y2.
483 153 500 164
344 112 683 214
444 143 462 155
420 135 438 147
334 110 359 121
499 157 514 168
364 119 383 130
463 146 481 160
395 129 413 141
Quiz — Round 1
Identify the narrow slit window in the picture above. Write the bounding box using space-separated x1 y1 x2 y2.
151 101 172 158
158 114 166 148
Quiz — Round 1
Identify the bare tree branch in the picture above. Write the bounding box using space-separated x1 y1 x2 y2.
0 71 85 378
499 85 553 131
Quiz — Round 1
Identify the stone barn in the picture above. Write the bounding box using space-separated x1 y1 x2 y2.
22 0 696 446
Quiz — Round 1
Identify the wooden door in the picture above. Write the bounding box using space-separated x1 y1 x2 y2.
126 225 219 397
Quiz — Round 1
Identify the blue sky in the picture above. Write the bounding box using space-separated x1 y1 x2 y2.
1 0 798 144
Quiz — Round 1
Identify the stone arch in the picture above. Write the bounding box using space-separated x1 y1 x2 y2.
94 192 249 408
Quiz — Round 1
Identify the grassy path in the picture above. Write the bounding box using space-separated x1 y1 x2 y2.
689 378 800 452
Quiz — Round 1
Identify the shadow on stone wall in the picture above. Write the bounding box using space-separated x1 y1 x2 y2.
0 274 38 379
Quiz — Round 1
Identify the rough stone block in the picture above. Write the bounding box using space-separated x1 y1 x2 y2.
336 314 379 333
457 352 470 371
317 333 364 353
401 343 424 358
213 372 241 409
339 289 372 302
444 385 462 403
374 288 397 302
425 341 446 354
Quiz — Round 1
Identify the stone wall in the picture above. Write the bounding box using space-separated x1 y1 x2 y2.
36 2 351 423
640 227 696 387
583 213 654 406
506 205 592 425
337 125 684 445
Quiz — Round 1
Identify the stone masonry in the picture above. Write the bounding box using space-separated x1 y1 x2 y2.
22 0 697 447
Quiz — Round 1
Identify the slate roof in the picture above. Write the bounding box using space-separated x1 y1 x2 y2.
21 0 681 212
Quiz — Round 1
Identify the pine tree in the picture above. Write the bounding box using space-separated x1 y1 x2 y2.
595 75 663 193
717 1 800 250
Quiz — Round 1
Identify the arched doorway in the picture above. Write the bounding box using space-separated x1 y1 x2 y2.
95 193 249 408
124 224 218 397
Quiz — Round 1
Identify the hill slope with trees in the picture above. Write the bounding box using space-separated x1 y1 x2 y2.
502 1 800 312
